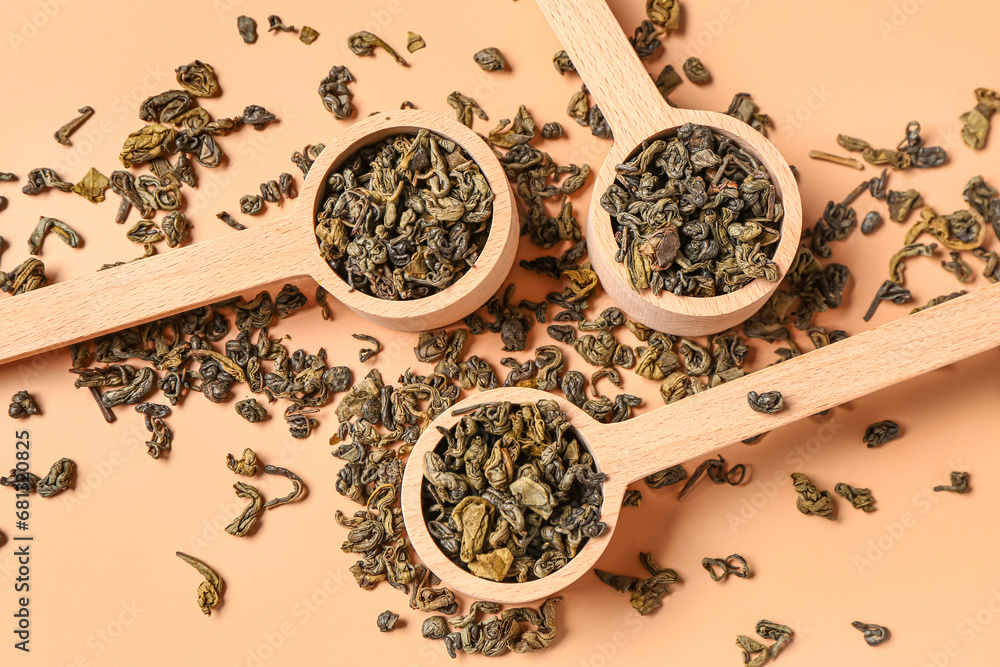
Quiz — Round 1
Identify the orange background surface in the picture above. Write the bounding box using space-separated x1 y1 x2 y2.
1 0 999 665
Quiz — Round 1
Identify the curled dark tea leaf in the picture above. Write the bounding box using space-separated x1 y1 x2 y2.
835 483 875 512
861 210 882 235
237 16 257 43
318 66 355 120
235 398 267 423
354 334 381 362
176 551 223 616
791 472 836 520
448 91 487 127
851 621 890 647
934 471 970 494
683 57 710 84
474 47 507 72
863 280 911 322
27 216 81 255
702 554 751 581
35 457 75 497
54 106 95 145
377 610 400 632
644 464 686 489
216 211 246 231
175 60 219 97
863 420 899 448
267 15 295 32
226 448 259 476
135 402 172 459
348 31 407 65
0 257 47 294
747 390 783 414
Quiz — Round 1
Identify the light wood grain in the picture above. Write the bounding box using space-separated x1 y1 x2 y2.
402 284 1000 603
0 110 517 365
536 0 802 336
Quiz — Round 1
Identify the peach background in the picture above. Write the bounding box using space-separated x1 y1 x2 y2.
1 0 999 665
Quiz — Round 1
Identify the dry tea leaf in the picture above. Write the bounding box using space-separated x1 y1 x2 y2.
886 189 923 222
176 551 223 616
299 25 319 45
226 481 264 536
852 621 890 646
941 251 973 283
175 60 219 97
216 211 246 231
348 31 407 65
959 88 1000 149
835 483 876 512
407 31 425 52
267 15 295 32
226 448 258 476
119 124 175 168
702 554 751 581
655 64 682 99
888 242 936 284
377 610 399 632
934 471 970 494
447 91 487 127
8 390 39 418
808 150 864 169
35 457 75 497
27 216 81 255
646 0 681 31
53 106 94 145
629 20 661 59
726 93 770 134
474 47 507 71
237 16 257 43
553 50 575 75
747 390 783 414
567 87 589 126
593 552 678 616
22 167 72 195
683 57 710 84
910 291 966 314
863 280 912 321
68 167 109 203
235 398 267 423
645 464 686 488
861 211 882 235
162 211 190 247
135 402 171 459
239 194 263 215
318 65 355 120
1 257 47 294
540 122 563 139
791 472 836 520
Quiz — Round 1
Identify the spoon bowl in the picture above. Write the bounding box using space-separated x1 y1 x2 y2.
403 283 1000 603
0 109 517 365
537 0 802 336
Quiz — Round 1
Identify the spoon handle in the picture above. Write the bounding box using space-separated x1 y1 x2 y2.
535 0 674 146
0 214 309 366
603 284 1000 482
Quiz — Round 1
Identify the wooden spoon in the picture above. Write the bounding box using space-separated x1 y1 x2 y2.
0 110 517 366
537 0 802 336
402 284 1000 603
